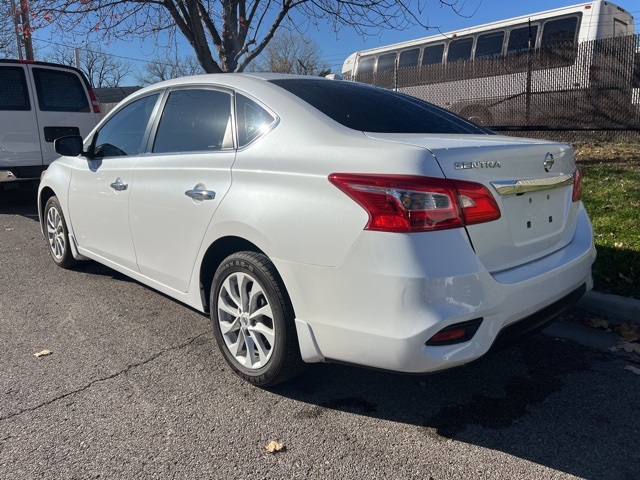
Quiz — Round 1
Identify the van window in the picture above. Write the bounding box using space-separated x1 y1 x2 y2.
0 66 30 111
476 32 505 58
447 38 473 62
32 68 90 113
541 16 579 47
93 94 159 158
377 53 397 72
153 89 232 153
357 56 375 75
422 44 444 65
399 48 420 68
507 25 539 53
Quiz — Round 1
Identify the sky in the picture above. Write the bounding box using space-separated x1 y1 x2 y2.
30 0 640 85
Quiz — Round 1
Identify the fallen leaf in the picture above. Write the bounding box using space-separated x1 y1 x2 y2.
623 366 640 375
265 440 285 453
614 242 623 249
621 332 640 342
618 341 640 354
619 272 633 284
34 349 52 357
585 318 609 330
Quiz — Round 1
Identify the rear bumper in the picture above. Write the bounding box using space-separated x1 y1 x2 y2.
279 205 596 373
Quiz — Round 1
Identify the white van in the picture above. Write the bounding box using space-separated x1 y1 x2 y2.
0 60 100 184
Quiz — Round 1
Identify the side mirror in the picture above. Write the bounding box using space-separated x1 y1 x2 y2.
54 135 85 157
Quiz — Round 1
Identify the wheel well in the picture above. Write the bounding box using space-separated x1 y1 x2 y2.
38 187 56 224
199 236 265 313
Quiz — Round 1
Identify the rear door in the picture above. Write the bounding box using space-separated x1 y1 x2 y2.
0 63 41 173
128 87 236 292
27 64 98 167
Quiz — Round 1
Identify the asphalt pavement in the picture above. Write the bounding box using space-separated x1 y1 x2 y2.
1 183 639 480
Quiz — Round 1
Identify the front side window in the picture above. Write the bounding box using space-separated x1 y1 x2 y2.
32 68 89 112
93 94 159 158
153 89 232 153
0 66 30 111
236 94 276 147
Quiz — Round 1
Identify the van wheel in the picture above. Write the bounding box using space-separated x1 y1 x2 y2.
210 252 305 386
44 196 78 269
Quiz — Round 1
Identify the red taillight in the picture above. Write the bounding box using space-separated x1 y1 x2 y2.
572 167 582 202
328 174 500 233
88 89 101 114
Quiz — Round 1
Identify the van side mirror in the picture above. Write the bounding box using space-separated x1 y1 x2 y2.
54 135 85 157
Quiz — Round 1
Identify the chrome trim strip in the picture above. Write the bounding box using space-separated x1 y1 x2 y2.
491 174 574 195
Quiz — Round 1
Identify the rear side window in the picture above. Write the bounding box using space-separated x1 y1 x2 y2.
399 48 420 68
93 94 159 158
541 16 579 47
32 67 90 112
0 67 30 111
423 44 444 65
270 79 488 135
236 94 276 147
153 89 232 153
507 25 539 53
447 38 473 62
476 32 505 58
377 53 397 72
356 56 375 75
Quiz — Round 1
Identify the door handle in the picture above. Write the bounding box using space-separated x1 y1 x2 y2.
185 188 216 201
110 178 128 191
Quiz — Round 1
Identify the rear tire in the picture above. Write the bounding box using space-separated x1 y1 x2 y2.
210 252 305 386
44 196 78 269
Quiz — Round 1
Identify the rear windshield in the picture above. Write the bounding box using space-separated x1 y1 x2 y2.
269 79 488 134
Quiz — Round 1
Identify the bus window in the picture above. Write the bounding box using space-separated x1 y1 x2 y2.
476 32 505 58
507 25 539 53
399 48 420 68
357 56 376 75
422 44 444 65
541 16 579 47
447 37 473 62
377 53 397 72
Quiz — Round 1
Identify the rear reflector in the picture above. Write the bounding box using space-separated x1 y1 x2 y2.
572 167 582 202
329 174 500 233
426 318 483 346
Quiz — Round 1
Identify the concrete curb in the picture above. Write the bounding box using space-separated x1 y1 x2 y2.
576 290 640 324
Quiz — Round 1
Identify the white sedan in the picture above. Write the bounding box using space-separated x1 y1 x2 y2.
38 73 596 386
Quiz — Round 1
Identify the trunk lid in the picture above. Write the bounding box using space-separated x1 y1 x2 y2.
365 133 581 273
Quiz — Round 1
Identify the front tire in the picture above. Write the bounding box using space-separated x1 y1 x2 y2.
44 196 77 269
210 252 305 386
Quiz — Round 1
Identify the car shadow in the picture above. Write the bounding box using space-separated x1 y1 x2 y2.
0 182 40 220
269 333 637 479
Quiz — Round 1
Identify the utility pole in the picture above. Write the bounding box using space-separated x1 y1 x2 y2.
11 0 23 59
20 0 35 60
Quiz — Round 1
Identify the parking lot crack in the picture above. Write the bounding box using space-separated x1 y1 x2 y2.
0 331 208 422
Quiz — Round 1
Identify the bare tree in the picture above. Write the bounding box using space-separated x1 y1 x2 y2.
249 31 329 75
29 0 454 73
137 55 204 85
47 44 133 87
0 1 18 57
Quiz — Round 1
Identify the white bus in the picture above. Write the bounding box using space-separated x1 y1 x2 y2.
342 0 636 126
